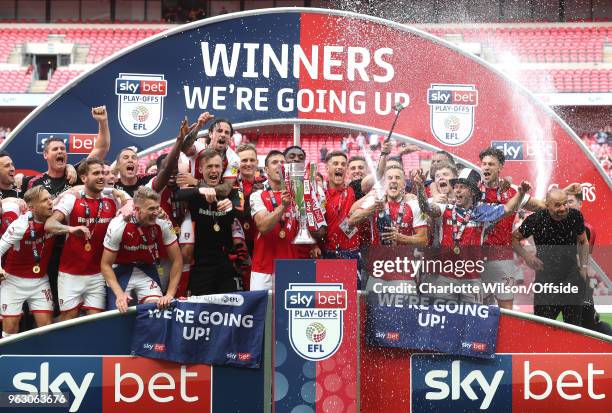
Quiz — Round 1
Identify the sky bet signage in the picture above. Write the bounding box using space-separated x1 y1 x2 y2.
36 133 98 155
491 140 558 161
0 355 211 413
411 354 610 412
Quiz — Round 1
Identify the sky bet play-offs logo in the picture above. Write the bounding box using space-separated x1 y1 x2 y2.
115 73 167 137
0 355 211 412
284 283 347 361
428 84 478 146
36 133 98 154
411 353 610 412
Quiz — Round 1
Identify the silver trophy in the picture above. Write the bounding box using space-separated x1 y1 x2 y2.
285 162 316 245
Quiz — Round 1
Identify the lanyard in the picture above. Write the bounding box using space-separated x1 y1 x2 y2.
479 182 503 203
169 188 180 222
81 192 104 238
132 217 159 265
266 186 285 229
28 213 43 263
385 198 407 227
451 205 473 246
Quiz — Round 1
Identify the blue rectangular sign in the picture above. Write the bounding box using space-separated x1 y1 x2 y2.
131 291 268 368
367 293 500 358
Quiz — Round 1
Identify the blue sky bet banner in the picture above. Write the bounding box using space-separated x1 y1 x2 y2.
131 291 268 368
367 293 500 358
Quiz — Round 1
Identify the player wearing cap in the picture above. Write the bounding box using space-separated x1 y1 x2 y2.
0 187 56 336
101 187 182 313
415 168 531 303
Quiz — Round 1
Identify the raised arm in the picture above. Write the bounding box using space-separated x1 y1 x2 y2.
362 140 391 194
88 106 110 160
502 181 531 217
153 119 188 192
181 112 212 153
412 169 441 218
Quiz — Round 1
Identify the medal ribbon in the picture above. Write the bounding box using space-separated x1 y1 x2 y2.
170 188 180 224
451 205 473 250
266 185 288 232
303 163 317 231
479 182 503 203
81 192 105 242
28 213 43 264
385 198 407 227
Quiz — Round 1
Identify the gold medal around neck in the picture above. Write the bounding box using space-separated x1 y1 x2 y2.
243 222 250 230
453 246 461 255
279 229 286 239
32 264 41 274
213 223 221 232
174 226 180 235
84 242 92 252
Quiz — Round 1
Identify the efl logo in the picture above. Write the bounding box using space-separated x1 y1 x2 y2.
36 133 97 154
115 73 167 137
491 140 557 161
428 84 478 146
0 355 211 412
284 283 347 361
411 354 610 412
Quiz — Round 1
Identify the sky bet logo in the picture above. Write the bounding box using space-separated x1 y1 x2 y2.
491 140 557 161
114 78 167 96
427 88 478 106
36 133 97 155
0 355 211 412
411 354 609 412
